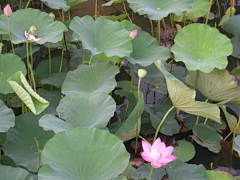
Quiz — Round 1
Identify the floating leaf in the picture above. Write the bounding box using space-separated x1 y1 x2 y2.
192 124 222 153
0 54 27 94
122 20 170 67
40 92 115 132
102 0 124 7
70 16 132 57
8 8 67 44
41 0 70 11
171 23 232 73
66 0 88 7
0 100 15 132
104 14 127 21
155 60 221 123
172 140 195 162
62 62 119 95
3 113 54 172
0 165 33 180
127 0 193 20
7 71 49 115
38 127 130 180
206 170 233 180
114 81 138 98
186 69 240 108
41 73 66 88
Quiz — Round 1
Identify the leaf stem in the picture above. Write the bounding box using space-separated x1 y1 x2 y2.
47 42 52 77
224 131 232 141
88 54 94 65
25 0 31 9
230 0 235 17
95 0 98 20
68 10 71 20
147 166 154 180
194 70 199 90
123 1 132 23
59 46 64 72
170 13 175 38
150 20 153 36
205 0 213 24
138 135 148 142
162 19 168 40
34 137 41 170
82 49 86 64
216 0 221 18
157 20 161 45
7 16 15 54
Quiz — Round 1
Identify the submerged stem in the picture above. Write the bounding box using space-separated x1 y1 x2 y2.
34 137 41 170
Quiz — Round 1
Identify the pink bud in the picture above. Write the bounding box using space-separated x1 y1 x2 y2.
64 31 69 37
129 30 137 39
3 4 12 17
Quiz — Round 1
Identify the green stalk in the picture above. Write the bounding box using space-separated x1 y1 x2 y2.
59 46 64 72
34 137 41 170
82 49 86 64
26 39 32 87
138 135 148 142
147 166 154 180
123 1 132 23
162 19 168 40
30 43 33 67
7 16 15 54
22 102 25 114
95 0 98 20
195 116 200 125
216 0 221 18
88 54 94 65
153 106 175 142
230 0 235 17
61 8 64 22
135 77 142 153
47 42 52 77
170 13 175 38
224 132 233 141
205 0 213 24
145 83 149 104
68 10 71 20
157 20 161 45
150 20 153 36
194 70 199 90
28 63 36 92
232 116 240 154
25 0 31 9
204 118 209 124
183 12 186 27
19 0 22 9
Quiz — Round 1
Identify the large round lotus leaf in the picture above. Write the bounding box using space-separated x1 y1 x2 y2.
127 0 193 20
0 54 27 94
2 113 54 172
222 15 240 38
66 0 88 7
8 71 49 115
40 92 115 132
186 69 240 108
41 0 70 11
35 57 68 84
9 8 67 44
62 62 119 95
0 100 15 133
121 20 170 67
154 60 221 123
0 165 33 180
69 16 132 57
171 23 233 73
38 127 130 180
172 140 195 162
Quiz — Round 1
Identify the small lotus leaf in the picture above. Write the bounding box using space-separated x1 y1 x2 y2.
10 44 40 58
0 100 15 132
41 73 67 88
9 8 67 44
127 0 193 20
62 62 119 95
0 54 27 94
155 60 221 123
171 23 232 73
41 0 70 11
122 20 170 67
38 127 130 180
66 0 88 7
114 81 138 98
222 15 240 38
206 170 233 180
70 16 132 57
40 92 115 132
102 0 124 7
104 14 127 21
7 71 49 115
2 113 54 172
186 69 240 108
0 165 33 180
172 140 195 162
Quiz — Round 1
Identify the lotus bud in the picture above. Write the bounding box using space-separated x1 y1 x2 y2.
64 31 69 37
129 30 137 40
3 4 12 17
48 12 55 20
121 59 126 65
138 69 147 79
28 26 36 35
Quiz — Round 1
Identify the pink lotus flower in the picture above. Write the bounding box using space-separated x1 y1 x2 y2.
4 4 12 17
129 30 137 39
141 138 176 168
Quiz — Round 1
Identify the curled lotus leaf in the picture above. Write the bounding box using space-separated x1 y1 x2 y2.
171 23 233 73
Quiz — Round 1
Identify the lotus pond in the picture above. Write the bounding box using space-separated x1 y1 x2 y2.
1 0 240 179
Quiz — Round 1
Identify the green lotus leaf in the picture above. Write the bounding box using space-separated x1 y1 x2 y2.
222 15 240 38
104 14 127 21
2 113 54 172
10 44 40 59
0 165 33 180
41 0 70 11
66 0 88 7
230 37 240 58
7 71 49 115
192 124 222 153
41 73 67 88
0 54 27 94
0 100 15 132
62 62 119 95
172 140 195 162
69 16 132 57
234 135 240 156
114 81 138 98
122 20 170 67
114 91 144 141
38 127 130 180
166 160 207 180
9 8 67 44
186 69 240 108
206 170 233 180
155 60 221 123
0 14 8 35
0 43 3 53
92 53 121 64
35 57 68 84
102 0 124 7
40 92 115 132
63 20 75 42
171 23 232 73
127 0 193 20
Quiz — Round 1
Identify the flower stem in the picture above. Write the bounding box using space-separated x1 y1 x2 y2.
26 39 32 87
34 137 41 170
147 166 154 180
47 42 52 77
150 20 153 36
205 0 213 24
30 43 33 67
224 132 232 141
135 77 142 153
232 116 240 154
28 63 36 92
153 106 175 142
123 1 132 23
7 16 15 54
